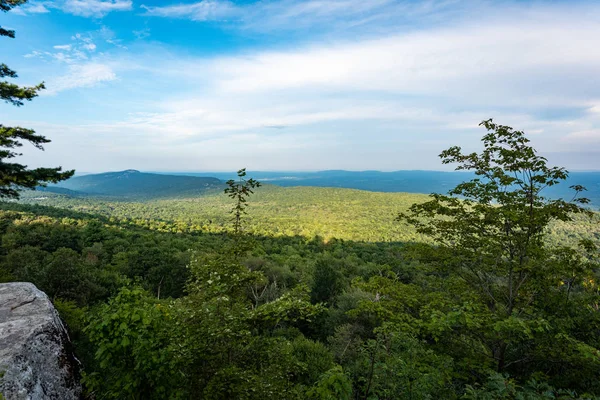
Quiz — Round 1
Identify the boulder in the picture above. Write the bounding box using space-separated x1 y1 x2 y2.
0 282 82 400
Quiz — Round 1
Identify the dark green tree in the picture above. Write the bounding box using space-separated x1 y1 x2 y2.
1 0 74 198
311 258 345 304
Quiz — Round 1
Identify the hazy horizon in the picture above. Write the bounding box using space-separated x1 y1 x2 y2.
4 0 600 172
72 168 600 176
53 168 600 208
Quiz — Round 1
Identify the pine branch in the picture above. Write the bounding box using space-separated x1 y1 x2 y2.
0 81 45 106
0 63 17 78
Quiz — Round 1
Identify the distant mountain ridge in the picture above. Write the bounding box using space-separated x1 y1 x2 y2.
37 186 84 197
52 170 224 199
160 170 600 208
47 169 600 207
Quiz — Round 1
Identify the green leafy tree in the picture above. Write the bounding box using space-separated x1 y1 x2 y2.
83 249 325 399
1 0 73 198
306 366 352 400
398 119 598 376
178 253 325 399
349 329 453 400
311 257 345 304
225 168 261 236
84 286 182 399
463 373 596 400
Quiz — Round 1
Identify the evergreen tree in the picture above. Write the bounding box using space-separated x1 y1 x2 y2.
0 0 74 198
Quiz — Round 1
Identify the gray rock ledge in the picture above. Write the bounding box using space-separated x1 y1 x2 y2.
0 282 82 400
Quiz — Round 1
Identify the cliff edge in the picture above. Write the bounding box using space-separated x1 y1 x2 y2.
0 282 82 400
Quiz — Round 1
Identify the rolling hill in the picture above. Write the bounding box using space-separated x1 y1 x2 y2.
166 170 600 208
19 184 599 245
52 170 224 199
50 169 600 207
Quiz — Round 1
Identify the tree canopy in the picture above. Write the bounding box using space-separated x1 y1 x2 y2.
397 119 599 385
2 120 597 399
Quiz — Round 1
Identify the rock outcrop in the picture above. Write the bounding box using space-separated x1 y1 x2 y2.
0 282 82 400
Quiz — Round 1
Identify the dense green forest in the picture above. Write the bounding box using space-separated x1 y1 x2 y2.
19 184 600 246
164 170 600 209
1 122 599 399
19 185 431 242
2 0 599 398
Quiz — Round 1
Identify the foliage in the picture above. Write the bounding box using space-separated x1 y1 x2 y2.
306 366 352 400
396 120 600 386
83 286 182 399
0 0 74 198
0 122 598 398
18 185 598 245
225 168 262 236
83 252 327 399
49 169 600 208
311 256 346 304
463 373 599 399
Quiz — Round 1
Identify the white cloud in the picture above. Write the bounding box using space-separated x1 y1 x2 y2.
9 0 131 17
25 2 51 13
12 1 600 170
133 27 151 39
28 35 97 63
9 2 50 14
206 20 600 98
59 0 132 17
24 49 88 63
105 5 600 163
243 0 397 30
141 0 238 21
141 0 468 32
24 51 42 58
45 63 117 94
22 28 122 97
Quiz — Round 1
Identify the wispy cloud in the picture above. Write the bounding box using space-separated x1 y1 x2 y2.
45 63 116 94
11 0 132 17
23 28 121 94
141 0 238 21
97 25 128 48
102 3 600 164
10 0 600 170
133 27 151 39
25 32 98 63
59 0 132 17
9 1 50 14
140 0 463 32
209 20 600 101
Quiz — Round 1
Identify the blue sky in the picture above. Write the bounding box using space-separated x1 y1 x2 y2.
2 0 600 172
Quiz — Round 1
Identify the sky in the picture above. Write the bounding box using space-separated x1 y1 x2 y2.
2 0 600 172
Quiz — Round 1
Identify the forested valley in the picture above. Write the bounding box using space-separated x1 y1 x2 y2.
1 122 600 399
2 1 600 397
